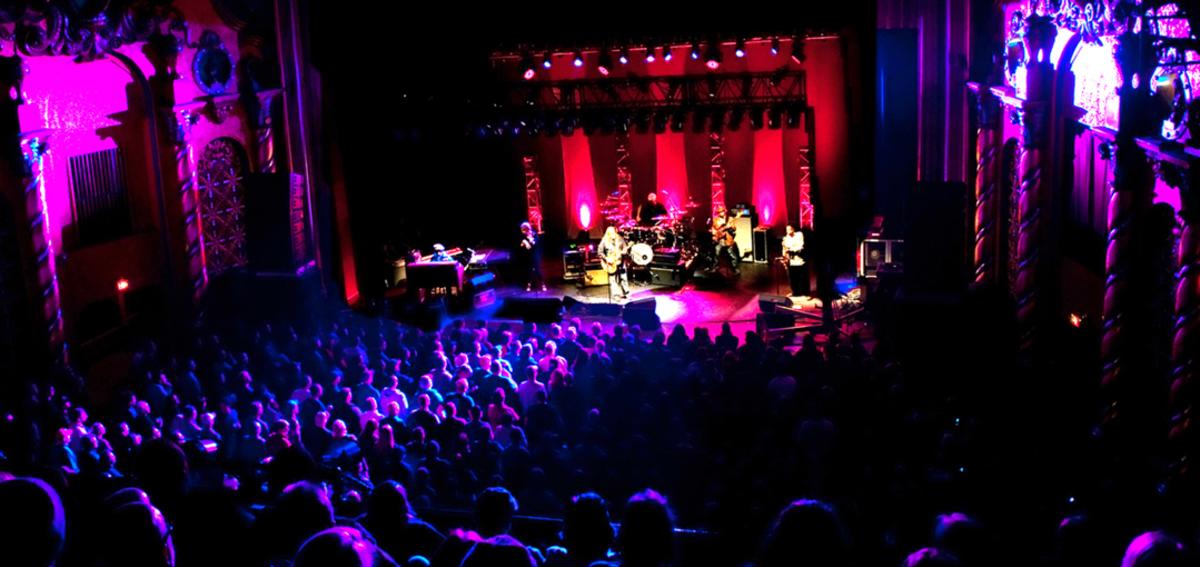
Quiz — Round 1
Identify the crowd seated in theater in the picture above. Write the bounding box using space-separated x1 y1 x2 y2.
0 310 1195 566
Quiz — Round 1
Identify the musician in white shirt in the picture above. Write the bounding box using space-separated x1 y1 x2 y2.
782 225 809 296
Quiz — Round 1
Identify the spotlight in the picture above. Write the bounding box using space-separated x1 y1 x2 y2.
749 106 764 129
670 109 686 132
734 38 745 58
767 106 782 129
521 52 536 80
692 108 707 133
116 278 130 292
690 41 701 60
663 44 673 61
728 106 745 130
786 105 801 128
771 37 780 55
791 36 806 63
704 42 721 70
645 46 656 63
573 50 584 67
597 50 613 76
653 109 668 133
619 46 630 64
709 108 726 132
542 51 552 69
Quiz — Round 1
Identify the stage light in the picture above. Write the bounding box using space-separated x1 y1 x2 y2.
597 50 613 76
579 203 592 229
767 106 782 129
619 47 629 64
690 41 701 60
520 52 536 80
542 51 552 69
653 109 668 133
116 278 130 291
771 36 780 55
645 46 656 63
786 105 801 128
1069 313 1085 328
662 44 673 61
791 36 805 63
728 106 744 130
749 106 764 129
692 108 707 133
709 108 725 132
704 42 721 69
734 38 745 58
670 109 686 132
573 50 584 67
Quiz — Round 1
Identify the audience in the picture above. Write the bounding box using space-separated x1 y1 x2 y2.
0 309 1193 566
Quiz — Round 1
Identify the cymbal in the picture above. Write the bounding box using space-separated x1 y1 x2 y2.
651 215 673 221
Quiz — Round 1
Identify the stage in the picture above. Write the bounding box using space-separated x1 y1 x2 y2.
394 262 839 341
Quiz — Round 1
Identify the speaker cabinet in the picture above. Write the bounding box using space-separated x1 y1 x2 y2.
752 227 771 263
758 293 792 313
622 298 660 330
650 267 681 287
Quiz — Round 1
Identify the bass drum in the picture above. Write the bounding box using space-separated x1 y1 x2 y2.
630 243 655 266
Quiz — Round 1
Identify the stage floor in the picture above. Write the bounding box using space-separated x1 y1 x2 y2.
485 262 824 338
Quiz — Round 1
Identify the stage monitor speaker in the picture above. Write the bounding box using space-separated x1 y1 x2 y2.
752 227 771 263
625 297 657 311
650 267 682 287
499 296 563 323
244 172 309 273
622 300 660 330
758 293 792 314
733 215 755 260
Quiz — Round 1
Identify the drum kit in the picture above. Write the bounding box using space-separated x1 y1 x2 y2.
601 194 705 268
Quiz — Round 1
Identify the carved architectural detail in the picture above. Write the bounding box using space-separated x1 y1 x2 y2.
0 1 189 63
196 138 248 275
252 89 281 173
166 103 207 298
17 131 63 360
972 87 1002 285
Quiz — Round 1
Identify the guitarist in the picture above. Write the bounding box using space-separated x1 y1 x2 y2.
712 211 741 276
598 226 631 299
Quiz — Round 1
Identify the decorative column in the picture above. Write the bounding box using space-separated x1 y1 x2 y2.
969 84 1002 285
253 89 282 174
17 131 64 360
166 103 208 300
1168 167 1200 470
1099 31 1161 440
1011 12 1056 357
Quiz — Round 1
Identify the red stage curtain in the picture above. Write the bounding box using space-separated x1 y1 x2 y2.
654 131 689 214
561 133 599 237
753 128 787 228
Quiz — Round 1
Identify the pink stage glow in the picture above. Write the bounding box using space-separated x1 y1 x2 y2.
706 60 720 70
561 133 599 233
579 203 592 229
752 128 786 227
523 68 536 80
654 132 689 214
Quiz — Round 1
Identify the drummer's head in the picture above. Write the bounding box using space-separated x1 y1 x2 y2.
647 192 658 203
520 221 532 234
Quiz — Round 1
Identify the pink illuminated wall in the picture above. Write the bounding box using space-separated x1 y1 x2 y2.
561 133 599 234
654 132 689 213
752 128 787 227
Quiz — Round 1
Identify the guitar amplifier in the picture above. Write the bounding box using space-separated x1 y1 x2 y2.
582 268 608 287
563 249 585 281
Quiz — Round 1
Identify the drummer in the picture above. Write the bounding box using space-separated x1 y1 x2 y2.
637 192 669 226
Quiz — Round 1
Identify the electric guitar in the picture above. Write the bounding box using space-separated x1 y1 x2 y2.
713 221 736 246
600 241 629 274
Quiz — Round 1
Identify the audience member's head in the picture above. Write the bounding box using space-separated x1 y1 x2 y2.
618 489 675 567
902 548 961 567
563 492 613 563
475 487 518 537
460 535 536 567
0 477 66 567
102 501 175 567
293 526 397 567
1121 532 1189 567
759 499 848 567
